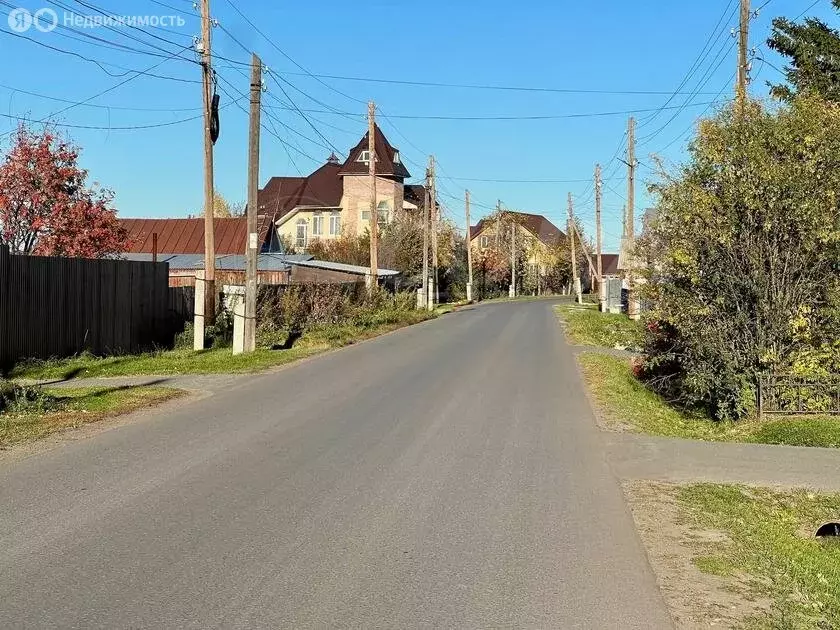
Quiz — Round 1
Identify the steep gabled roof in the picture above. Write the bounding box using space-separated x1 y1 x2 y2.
469 211 566 247
338 124 411 179
257 161 343 221
403 184 427 210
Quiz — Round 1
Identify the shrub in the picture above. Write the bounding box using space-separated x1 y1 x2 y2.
642 96 840 420
0 381 59 414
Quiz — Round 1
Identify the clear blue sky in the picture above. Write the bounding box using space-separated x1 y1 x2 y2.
0 0 829 251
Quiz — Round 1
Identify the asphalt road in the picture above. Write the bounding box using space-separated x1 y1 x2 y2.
0 300 672 629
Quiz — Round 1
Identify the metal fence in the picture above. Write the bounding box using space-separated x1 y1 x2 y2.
0 246 183 368
758 374 840 418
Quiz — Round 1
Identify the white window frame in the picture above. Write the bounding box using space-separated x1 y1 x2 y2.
329 212 341 236
312 212 323 236
480 235 489 248
295 218 308 249
393 150 400 164
376 200 390 224
361 208 371 220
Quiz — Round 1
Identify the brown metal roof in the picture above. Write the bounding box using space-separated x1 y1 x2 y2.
120 217 270 255
600 253 620 276
470 211 566 247
257 162 343 222
338 124 411 179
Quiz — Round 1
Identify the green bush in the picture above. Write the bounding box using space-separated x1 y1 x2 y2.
0 381 60 414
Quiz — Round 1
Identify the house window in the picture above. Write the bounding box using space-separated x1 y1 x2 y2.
361 209 371 220
329 212 341 236
312 212 323 236
480 235 489 248
393 150 400 164
357 150 370 163
296 218 307 249
377 200 390 223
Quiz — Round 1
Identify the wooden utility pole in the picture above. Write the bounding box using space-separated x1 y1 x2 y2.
422 170 430 310
595 163 604 311
200 0 215 325
626 116 639 320
509 219 516 298
737 0 750 107
429 155 438 304
243 53 261 353
368 101 378 290
568 192 581 303
465 189 473 302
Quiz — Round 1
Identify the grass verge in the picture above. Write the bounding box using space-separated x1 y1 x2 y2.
579 352 840 447
10 309 442 381
0 386 182 448
554 303 642 348
676 483 840 628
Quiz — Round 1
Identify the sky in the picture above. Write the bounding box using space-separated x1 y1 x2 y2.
0 0 831 252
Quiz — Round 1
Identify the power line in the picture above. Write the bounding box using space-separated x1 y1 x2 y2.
0 81 199 112
274 71 730 96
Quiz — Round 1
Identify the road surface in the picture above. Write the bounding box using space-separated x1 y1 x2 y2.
0 300 672 629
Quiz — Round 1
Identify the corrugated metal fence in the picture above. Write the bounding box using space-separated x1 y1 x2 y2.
0 246 182 368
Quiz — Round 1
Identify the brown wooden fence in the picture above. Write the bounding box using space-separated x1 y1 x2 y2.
0 246 183 368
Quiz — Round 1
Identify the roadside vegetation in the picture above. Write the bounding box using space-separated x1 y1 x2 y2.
12 287 445 380
554 303 641 349
580 353 840 448
0 382 181 448
666 483 840 629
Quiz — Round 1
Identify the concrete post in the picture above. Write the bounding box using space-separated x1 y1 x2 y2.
466 282 472 303
232 295 246 355
427 277 434 311
416 287 425 310
574 277 582 304
193 270 205 351
509 284 515 298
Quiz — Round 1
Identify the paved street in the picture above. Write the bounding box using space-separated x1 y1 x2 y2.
0 300 671 629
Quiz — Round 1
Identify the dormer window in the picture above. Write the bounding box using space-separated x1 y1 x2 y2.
357 150 378 164
393 151 400 164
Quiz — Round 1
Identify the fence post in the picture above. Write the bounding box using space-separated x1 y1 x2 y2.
757 376 764 421
0 246 7 369
193 270 206 351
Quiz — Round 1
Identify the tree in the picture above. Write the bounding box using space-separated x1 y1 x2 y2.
0 125 127 257
197 190 242 218
641 97 840 420
767 1 840 101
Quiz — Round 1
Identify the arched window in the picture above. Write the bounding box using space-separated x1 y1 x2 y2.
377 200 391 223
296 218 308 249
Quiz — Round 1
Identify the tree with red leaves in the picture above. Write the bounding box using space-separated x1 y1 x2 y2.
0 125 128 257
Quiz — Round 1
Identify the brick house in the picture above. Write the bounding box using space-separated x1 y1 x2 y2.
258 125 425 252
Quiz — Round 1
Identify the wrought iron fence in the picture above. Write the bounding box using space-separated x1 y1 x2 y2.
758 375 840 418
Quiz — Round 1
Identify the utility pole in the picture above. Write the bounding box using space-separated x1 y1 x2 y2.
465 189 473 303
737 0 750 108
626 116 639 320
368 101 378 291
595 163 604 312
242 53 261 354
200 0 215 326
422 170 430 310
509 219 516 298
568 193 581 303
429 155 438 304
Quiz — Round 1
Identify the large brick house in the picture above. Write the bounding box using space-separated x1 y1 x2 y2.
258 125 427 251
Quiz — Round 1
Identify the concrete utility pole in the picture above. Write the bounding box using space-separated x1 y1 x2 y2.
568 192 581 304
595 163 604 312
368 101 378 290
200 0 215 326
422 171 430 310
429 155 438 305
465 189 473 302
241 53 261 354
509 219 516 298
737 0 751 108
626 116 639 320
